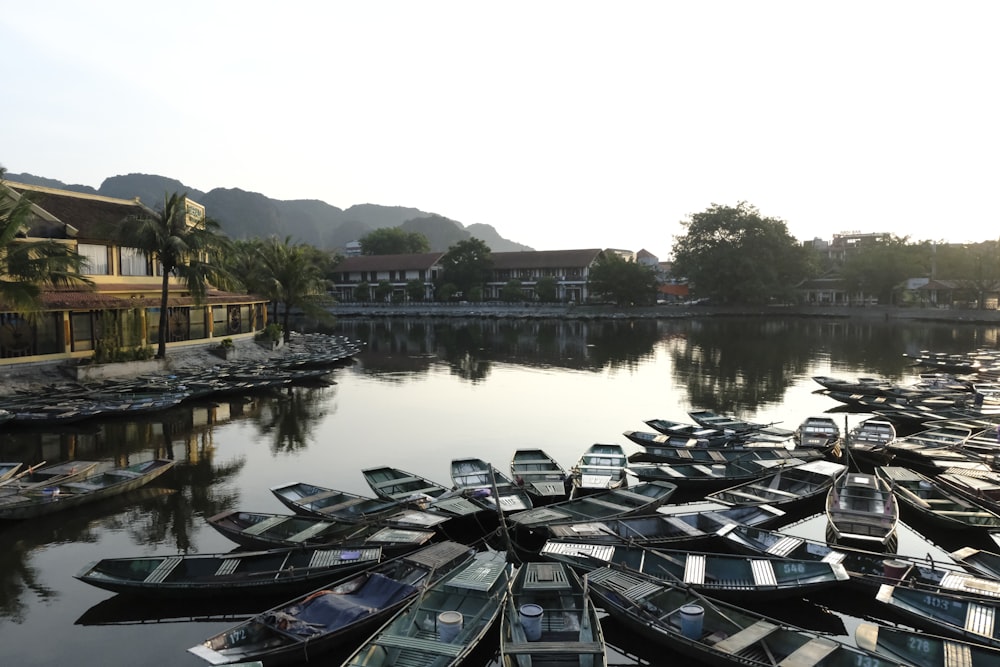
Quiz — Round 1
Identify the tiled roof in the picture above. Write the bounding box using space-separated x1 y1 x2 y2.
490 249 603 270
19 288 263 311
7 182 149 241
334 252 447 272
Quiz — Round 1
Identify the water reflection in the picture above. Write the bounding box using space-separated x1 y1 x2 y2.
0 316 999 664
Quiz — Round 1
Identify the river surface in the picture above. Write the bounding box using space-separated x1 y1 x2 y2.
1 315 999 666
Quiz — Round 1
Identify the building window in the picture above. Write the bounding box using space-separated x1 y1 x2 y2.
78 244 110 275
120 247 152 276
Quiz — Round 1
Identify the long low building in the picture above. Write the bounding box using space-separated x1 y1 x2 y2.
0 181 268 366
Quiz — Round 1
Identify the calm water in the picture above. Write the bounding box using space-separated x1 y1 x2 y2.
1 315 999 666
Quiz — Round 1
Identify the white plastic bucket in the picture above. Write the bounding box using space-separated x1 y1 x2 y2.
679 604 704 639
438 611 463 643
519 603 543 641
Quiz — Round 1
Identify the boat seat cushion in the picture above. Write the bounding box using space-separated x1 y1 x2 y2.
265 573 417 636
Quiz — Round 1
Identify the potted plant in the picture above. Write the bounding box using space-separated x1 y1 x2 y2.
255 324 284 350
212 337 237 360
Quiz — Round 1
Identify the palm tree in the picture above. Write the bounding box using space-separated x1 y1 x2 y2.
255 236 332 342
113 192 229 359
0 168 93 311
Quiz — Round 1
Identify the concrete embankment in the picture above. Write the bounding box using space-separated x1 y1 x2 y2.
329 303 1000 324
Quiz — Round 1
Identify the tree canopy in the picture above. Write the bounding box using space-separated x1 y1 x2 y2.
440 237 492 300
587 253 659 306
359 227 430 255
113 192 229 358
0 168 94 311
670 202 813 305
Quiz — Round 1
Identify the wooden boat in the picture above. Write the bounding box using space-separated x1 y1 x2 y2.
876 583 1000 648
543 504 787 552
688 409 796 442
75 545 383 599
825 471 899 551
509 448 569 505
507 481 678 532
846 418 896 467
721 523 1000 597
812 375 892 395
188 541 477 666
506 481 679 556
206 509 436 556
935 469 1000 515
340 550 512 667
640 420 734 446
856 622 1000 667
875 465 1000 531
585 564 900 667
568 443 627 497
0 459 175 520
499 561 606 667
540 541 848 601
0 459 100 491
626 458 773 492
706 460 847 511
269 482 407 523
795 415 843 458
361 465 485 519
627 443 816 466
951 547 1000 580
450 456 533 513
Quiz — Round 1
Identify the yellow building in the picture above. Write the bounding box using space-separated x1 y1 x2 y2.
0 181 268 366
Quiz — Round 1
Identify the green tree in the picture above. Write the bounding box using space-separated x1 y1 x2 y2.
0 168 94 311
535 276 557 302
587 253 659 306
671 202 813 304
440 238 492 301
405 279 425 301
500 279 523 302
373 279 392 302
354 281 371 301
840 235 927 305
359 228 430 255
113 192 229 358
255 236 333 342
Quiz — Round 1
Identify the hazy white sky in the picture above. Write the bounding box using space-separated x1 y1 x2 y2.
3 2 997 259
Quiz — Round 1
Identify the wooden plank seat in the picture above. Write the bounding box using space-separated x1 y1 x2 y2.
661 515 704 536
287 522 334 543
371 476 425 490
766 536 803 557
504 641 604 655
523 563 572 590
965 602 997 636
578 497 632 513
751 560 777 587
683 554 706 585
372 634 464 656
944 640 974 667
145 556 183 583
295 489 350 505
712 620 779 655
242 516 290 535
725 489 777 504
609 488 661 504
777 637 838 667
214 557 241 576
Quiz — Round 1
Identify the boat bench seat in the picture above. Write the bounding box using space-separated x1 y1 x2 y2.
214 558 241 576
610 488 659 504
579 497 631 513
145 556 182 583
242 516 289 535
504 641 604 655
373 634 464 656
712 620 779 654
287 522 335 543
371 476 424 489
777 637 839 667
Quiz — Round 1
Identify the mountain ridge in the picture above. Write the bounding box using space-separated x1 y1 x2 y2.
5 171 534 253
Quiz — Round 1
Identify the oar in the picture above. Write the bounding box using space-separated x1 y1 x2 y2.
0 461 47 489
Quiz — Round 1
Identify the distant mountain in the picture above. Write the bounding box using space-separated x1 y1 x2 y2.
5 171 533 253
